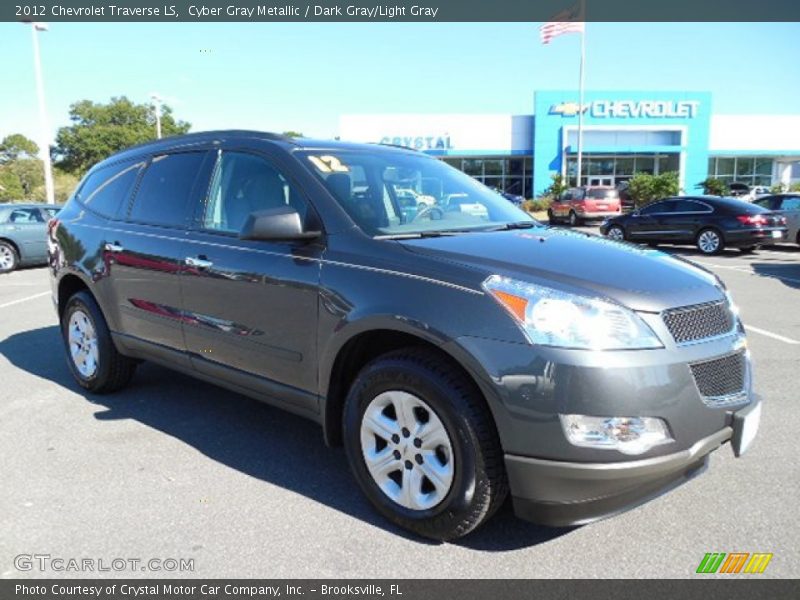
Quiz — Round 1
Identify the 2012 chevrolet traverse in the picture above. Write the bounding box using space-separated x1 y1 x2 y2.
49 131 761 540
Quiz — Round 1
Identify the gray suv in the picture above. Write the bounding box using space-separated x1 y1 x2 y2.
49 131 761 540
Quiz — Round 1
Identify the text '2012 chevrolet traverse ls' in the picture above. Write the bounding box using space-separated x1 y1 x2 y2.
49 131 761 540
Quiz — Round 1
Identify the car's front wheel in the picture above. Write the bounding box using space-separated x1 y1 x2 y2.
61 291 137 393
568 210 580 226
606 225 625 241
696 228 724 255
343 348 507 541
0 241 19 274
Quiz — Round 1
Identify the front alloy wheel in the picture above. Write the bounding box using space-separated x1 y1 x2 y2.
607 225 625 241
360 390 455 511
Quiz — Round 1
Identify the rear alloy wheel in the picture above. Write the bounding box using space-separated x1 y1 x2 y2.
696 228 724 255
343 348 507 540
62 291 137 393
606 225 625 241
568 211 580 227
0 241 19 273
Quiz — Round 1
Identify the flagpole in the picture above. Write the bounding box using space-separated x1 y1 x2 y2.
576 0 586 187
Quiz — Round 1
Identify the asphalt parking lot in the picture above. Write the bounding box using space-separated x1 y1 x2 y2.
1 236 799 579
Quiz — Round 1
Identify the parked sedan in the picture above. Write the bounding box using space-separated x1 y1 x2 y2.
0 203 62 273
599 196 787 255
753 193 800 246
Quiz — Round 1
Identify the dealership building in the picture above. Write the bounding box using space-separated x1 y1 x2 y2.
339 90 800 198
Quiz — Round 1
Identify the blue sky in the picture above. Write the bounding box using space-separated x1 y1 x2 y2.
2 22 799 149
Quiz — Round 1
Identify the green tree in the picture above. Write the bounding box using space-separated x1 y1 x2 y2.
543 172 568 199
0 169 25 201
0 134 39 164
6 159 45 199
627 171 680 207
697 177 728 196
790 182 800 192
281 130 304 138
54 96 190 175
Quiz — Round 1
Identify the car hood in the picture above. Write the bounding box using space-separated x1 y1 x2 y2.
399 228 725 312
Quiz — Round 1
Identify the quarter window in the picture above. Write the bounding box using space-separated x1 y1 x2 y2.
203 152 309 234
781 197 800 211
129 152 206 228
75 159 145 218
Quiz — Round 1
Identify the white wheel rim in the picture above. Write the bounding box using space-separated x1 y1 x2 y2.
68 310 99 378
0 245 14 270
698 231 720 253
608 227 623 240
360 390 455 511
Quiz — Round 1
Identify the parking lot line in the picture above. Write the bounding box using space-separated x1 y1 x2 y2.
745 325 800 345
0 291 50 309
692 260 800 286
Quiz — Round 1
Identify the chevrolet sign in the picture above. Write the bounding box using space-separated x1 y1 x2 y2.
550 100 700 119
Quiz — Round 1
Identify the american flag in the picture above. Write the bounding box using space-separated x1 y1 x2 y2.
539 3 585 45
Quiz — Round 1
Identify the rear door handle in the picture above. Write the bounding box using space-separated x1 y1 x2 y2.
104 242 124 253
185 256 213 269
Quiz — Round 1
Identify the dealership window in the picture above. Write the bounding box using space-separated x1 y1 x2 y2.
708 156 773 186
438 156 533 199
564 154 677 187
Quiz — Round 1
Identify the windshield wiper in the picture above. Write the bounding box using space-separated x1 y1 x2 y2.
482 221 539 231
376 230 471 240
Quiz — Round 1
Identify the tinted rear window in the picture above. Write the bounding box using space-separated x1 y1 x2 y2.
586 189 619 199
75 159 145 218
712 197 770 214
129 152 206 227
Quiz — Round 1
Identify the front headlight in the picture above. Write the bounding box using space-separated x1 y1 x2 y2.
482 275 663 350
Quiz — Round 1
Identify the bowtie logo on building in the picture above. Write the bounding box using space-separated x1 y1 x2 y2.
549 102 590 117
696 552 773 574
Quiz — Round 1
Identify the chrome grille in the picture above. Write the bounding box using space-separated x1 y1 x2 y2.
662 301 734 344
689 351 748 408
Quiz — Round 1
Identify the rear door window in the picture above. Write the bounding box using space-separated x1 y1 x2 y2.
74 159 145 218
674 200 710 213
129 152 207 228
7 208 44 223
780 197 800 211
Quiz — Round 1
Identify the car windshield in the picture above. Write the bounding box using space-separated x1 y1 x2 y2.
297 149 534 237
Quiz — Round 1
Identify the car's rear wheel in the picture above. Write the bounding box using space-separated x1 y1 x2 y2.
568 210 580 227
343 348 507 541
61 291 137 393
0 241 19 274
696 228 724 255
606 225 625 241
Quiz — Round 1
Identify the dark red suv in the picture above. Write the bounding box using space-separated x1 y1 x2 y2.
549 186 622 226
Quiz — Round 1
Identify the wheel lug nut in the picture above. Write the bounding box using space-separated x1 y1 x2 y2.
391 434 400 444
413 438 422 448
415 454 424 465
393 450 401 460
401 427 410 438
404 460 413 470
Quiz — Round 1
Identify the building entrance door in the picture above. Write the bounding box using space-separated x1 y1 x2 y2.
588 176 613 187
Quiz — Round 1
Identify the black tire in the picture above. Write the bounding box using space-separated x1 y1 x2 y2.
61 291 136 393
343 348 508 541
0 240 19 274
568 210 580 227
739 246 757 254
695 227 724 255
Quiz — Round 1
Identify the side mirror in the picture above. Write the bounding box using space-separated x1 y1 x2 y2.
239 206 320 241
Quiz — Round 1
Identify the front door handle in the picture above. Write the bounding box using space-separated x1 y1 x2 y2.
104 242 124 253
185 256 213 269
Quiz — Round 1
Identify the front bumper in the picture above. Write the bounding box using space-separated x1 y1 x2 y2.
505 397 760 527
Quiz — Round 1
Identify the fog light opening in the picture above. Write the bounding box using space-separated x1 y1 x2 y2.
560 414 673 455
